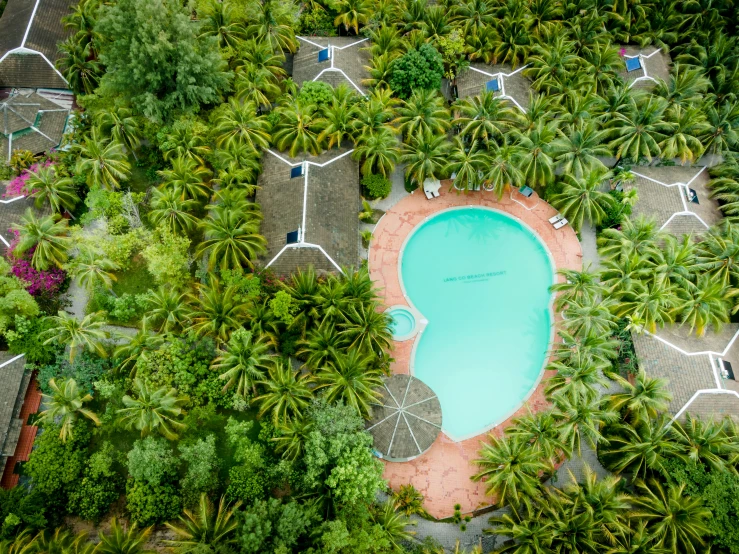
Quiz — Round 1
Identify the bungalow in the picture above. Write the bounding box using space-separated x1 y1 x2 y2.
618 46 671 89
292 36 371 95
455 62 531 111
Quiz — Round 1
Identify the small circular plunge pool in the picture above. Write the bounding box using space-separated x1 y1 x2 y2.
386 306 419 341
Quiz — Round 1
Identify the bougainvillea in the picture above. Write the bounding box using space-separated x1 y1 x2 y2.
11 259 66 296
3 160 54 198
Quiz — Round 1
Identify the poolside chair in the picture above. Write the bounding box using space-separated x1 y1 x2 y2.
553 218 569 230
424 189 434 200
519 185 534 198
432 189 440 198
549 214 563 224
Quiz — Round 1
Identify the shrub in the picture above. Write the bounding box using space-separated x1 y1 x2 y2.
269 290 297 325
297 81 333 108
126 480 181 526
179 434 220 506
7 316 61 364
389 44 444 99
38 351 112 395
298 6 337 36
93 290 149 324
67 443 123 522
361 174 392 200
142 227 191 288
127 437 179 485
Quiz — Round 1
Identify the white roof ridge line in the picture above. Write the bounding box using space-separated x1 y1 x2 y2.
0 353 25 369
312 67 364 95
669 388 739 424
21 0 42 47
0 195 27 204
642 328 732 357
265 147 355 168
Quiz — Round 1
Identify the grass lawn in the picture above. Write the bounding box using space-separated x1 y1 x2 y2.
112 257 152 297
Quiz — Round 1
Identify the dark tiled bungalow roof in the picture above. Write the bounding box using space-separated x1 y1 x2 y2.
0 91 70 161
293 37 370 94
0 353 30 477
456 63 531 111
256 147 360 276
618 45 671 90
676 390 739 423
0 0 73 89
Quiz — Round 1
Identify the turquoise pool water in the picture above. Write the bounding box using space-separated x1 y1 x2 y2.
388 307 416 339
401 208 553 440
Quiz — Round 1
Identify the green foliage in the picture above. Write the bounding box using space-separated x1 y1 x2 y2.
38 351 112 395
95 0 232 121
135 335 221 406
0 488 48 538
6 315 60 364
598 190 633 230
179 434 220 506
389 44 444 99
361 174 392 200
0 259 40 338
221 268 262 304
225 418 270 505
437 29 469 81
125 480 181 526
97 227 150 270
67 442 124 522
297 81 334 108
127 436 179 485
141 227 192 288
92 289 149 324
237 498 317 554
298 6 337 36
269 290 297 325
663 458 739 553
80 189 146 234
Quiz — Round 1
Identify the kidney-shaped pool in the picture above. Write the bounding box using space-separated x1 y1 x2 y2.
400 207 554 440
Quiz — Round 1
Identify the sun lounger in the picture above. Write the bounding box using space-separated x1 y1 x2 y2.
553 218 568 229
519 185 534 198
424 189 434 200
549 214 563 224
432 189 440 198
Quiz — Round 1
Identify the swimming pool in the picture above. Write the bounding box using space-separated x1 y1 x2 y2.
400 207 554 440
386 306 418 341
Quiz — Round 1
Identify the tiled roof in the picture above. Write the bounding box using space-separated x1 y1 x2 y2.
256 148 360 276
0 353 29 478
293 37 370 94
456 62 531 111
0 194 50 246
618 45 671 90
0 91 70 161
0 0 73 89
677 390 739 422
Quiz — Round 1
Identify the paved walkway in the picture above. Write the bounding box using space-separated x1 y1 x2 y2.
369 184 582 518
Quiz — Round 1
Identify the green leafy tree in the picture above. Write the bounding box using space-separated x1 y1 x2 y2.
95 0 232 121
389 43 444 99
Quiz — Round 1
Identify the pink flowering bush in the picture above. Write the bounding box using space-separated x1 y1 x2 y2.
6 229 66 296
3 160 55 198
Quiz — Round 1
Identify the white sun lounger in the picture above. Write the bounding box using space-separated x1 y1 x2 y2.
553 218 569 229
424 189 434 200
549 214 563 224
432 189 440 198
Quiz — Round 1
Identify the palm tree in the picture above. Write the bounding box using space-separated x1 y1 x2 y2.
513 123 557 190
254 360 313 423
487 504 551 553
198 0 246 50
454 91 521 146
95 107 142 158
39 378 100 442
144 287 190 333
393 89 451 141
370 502 416 551
552 389 619 456
315 350 383 417
651 234 698 290
96 519 153 554
598 215 662 261
562 297 618 339
545 355 609 399
696 221 739 286
607 370 672 421
608 521 671 554
165 495 240 553
631 479 711 554
505 410 565 462
235 64 282 109
317 86 360 149
157 156 212 202
675 275 730 336
66 246 119 291
673 414 738 472
550 124 610 178
197 207 266 271
24 165 79 214
472 435 551 508
273 100 322 156
161 124 212 164
551 168 616 231
148 187 200 234
701 99 739 156
40 311 109 362
118 379 188 440
554 331 619 369
113 326 164 378
483 139 525 197
214 98 271 152
524 35 582 95
298 325 346 370
660 104 708 164
615 280 679 334
600 416 684 478
391 484 428 517
353 126 401 177
401 131 450 187
75 128 131 190
212 328 274 398
582 42 625 95
245 0 297 53
551 265 604 310
444 138 489 191
56 38 102 95
12 209 70 270
333 0 372 33
339 302 393 354
236 38 287 80
543 485 603 553
187 280 248 343
608 96 672 163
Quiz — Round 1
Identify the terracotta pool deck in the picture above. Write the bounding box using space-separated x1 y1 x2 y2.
368 183 582 518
